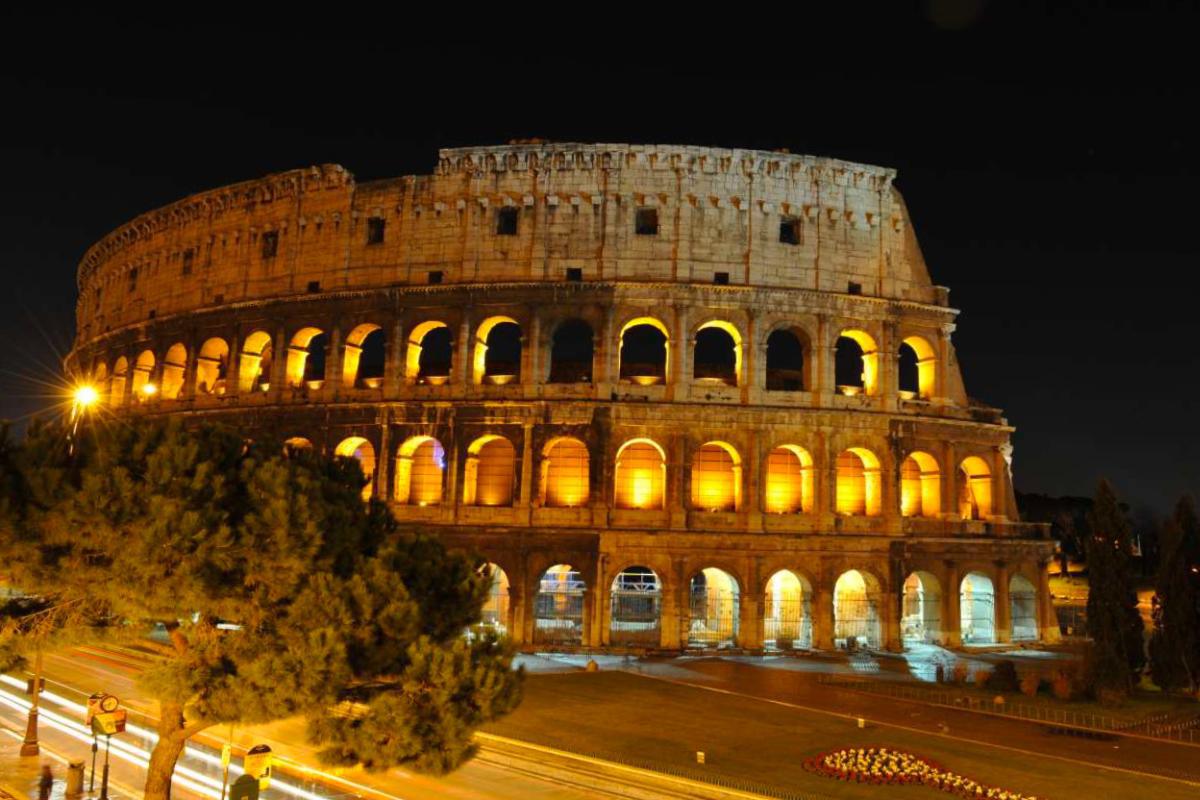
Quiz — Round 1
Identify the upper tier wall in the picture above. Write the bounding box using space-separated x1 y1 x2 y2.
74 143 943 347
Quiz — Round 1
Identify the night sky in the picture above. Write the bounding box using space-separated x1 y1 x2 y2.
2 6 1196 512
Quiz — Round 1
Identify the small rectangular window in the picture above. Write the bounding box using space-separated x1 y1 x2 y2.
714 272 730 285
212 293 224 304
779 216 801 245
307 280 321 293
148 309 156 319
565 267 583 282
496 207 519 236
128 267 138 291
366 217 385 245
261 231 279 259
182 249 194 276
428 270 444 285
635 207 659 235
847 282 863 295
94 288 102 309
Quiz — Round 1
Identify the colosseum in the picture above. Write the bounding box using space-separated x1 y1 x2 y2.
66 142 1058 654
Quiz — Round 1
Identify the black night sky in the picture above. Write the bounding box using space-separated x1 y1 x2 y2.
1 5 1197 513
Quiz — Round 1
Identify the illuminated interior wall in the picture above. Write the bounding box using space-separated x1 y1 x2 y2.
690 442 740 512
480 563 510 630
238 330 273 393
836 448 881 516
395 436 445 505
693 320 742 386
900 451 941 518
160 343 188 399
833 569 882 647
196 338 230 395
901 571 942 643
960 571 996 643
334 436 376 500
959 456 993 520
902 335 937 399
131 349 156 400
764 570 809 645
614 439 666 510
283 436 313 454
618 317 670 384
464 436 515 506
110 357 128 405
543 438 590 508
765 445 813 513
472 316 520 385
341 323 382 388
285 327 325 388
837 329 879 395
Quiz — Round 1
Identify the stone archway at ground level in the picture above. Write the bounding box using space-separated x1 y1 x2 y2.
833 570 882 650
902 571 943 645
763 570 812 650
960 571 996 644
533 564 586 645
609 566 662 647
687 568 739 649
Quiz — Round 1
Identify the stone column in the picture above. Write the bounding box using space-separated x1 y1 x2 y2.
593 555 609 648
598 306 615 390
507 568 527 647
269 327 287 399
814 581 835 650
942 560 962 647
383 318 404 399
941 441 959 521
669 436 687 530
376 409 391 503
738 560 762 651
1038 559 1061 643
455 313 472 387
882 582 903 652
741 310 757 404
524 308 540 386
518 422 534 522
660 556 688 649
326 324 343 401
668 304 689 400
746 432 763 531
995 561 1012 643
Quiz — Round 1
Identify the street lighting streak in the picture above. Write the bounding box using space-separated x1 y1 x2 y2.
0 678 390 800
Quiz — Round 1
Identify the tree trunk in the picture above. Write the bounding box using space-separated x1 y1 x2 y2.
143 704 188 800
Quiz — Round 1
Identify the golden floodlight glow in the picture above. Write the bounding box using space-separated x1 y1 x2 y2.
73 385 99 407
140 382 158 396
632 469 653 509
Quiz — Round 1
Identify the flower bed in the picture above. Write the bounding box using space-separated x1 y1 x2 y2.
804 747 1040 799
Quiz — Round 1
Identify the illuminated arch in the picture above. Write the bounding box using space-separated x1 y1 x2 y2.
1010 574 1038 641
614 438 666 510
835 329 879 396
533 564 585 645
110 356 128 405
341 323 385 389
834 569 883 649
394 435 445 506
900 451 941 518
960 571 996 644
161 343 188 400
195 338 230 396
618 317 670 385
900 335 937 399
690 441 742 512
610 566 662 647
764 569 812 650
835 447 882 516
541 437 590 508
902 571 943 645
286 327 326 387
959 456 993 520
687 567 740 648
282 436 313 456
131 349 156 401
238 330 273 393
693 320 742 387
92 362 110 403
405 320 452 383
765 326 810 391
476 563 511 637
463 435 515 507
765 445 814 514
472 316 521 385
334 436 376 500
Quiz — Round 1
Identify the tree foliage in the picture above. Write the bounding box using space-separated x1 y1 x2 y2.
0 417 523 798
1148 495 1200 693
1083 480 1144 699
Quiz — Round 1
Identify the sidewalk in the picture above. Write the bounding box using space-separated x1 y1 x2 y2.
0 720 130 800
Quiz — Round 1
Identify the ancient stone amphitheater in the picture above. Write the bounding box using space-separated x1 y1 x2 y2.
67 142 1056 653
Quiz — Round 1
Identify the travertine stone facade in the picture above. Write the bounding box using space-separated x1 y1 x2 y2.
68 142 1056 653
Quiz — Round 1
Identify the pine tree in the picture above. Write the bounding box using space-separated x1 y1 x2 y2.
0 417 523 799
1083 479 1144 698
1148 496 1200 693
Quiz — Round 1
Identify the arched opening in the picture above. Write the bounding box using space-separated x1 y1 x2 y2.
834 569 882 649
765 328 807 391
394 436 445 506
693 321 740 386
765 445 814 514
161 343 187 400
548 319 594 383
282 437 313 456
196 338 230 396
835 329 879 396
463 435 515 507
619 317 669 385
1010 574 1038 642
131 350 156 401
541 437 590 508
690 441 741 512
610 566 661 647
405 321 453 384
900 335 936 399
959 456 993 520
286 327 327 388
238 330 273 393
960 572 996 644
476 563 510 638
836 448 882 516
688 568 739 648
900 451 941 518
342 324 386 389
92 362 109 404
473 316 521 385
614 438 666 510
533 564 585 645
110 357 128 405
902 571 943 645
764 570 812 650
334 436 376 501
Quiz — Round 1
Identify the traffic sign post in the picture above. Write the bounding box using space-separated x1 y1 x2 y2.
243 744 274 790
220 742 233 800
83 694 123 800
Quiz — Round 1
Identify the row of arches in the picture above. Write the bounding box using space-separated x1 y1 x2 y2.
475 563 1040 649
310 434 997 520
87 316 942 403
